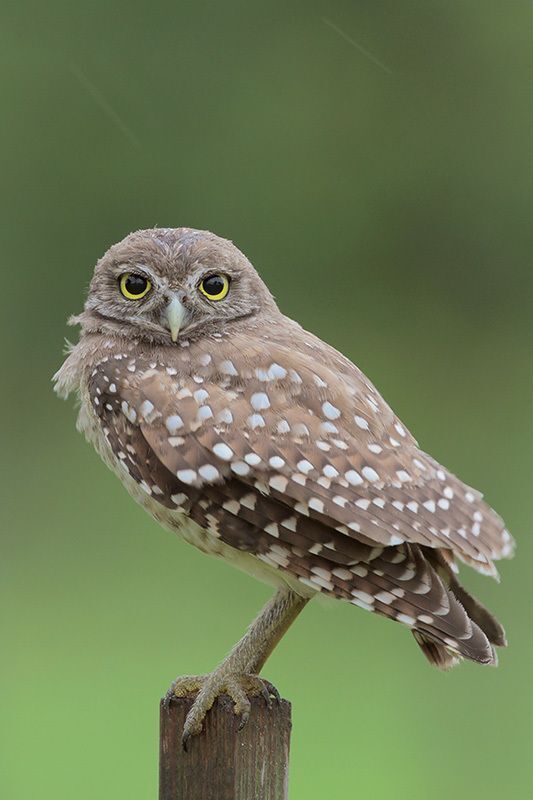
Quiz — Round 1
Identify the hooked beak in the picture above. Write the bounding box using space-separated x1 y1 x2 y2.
164 295 188 342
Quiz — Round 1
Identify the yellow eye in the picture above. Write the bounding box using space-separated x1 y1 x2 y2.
119 273 151 300
199 274 230 301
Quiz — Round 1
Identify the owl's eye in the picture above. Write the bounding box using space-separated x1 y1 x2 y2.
119 273 152 300
198 274 230 301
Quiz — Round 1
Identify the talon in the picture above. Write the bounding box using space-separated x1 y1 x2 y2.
163 686 175 712
182 709 205 749
261 678 280 704
259 680 272 707
270 684 281 704
166 671 281 746
238 709 250 731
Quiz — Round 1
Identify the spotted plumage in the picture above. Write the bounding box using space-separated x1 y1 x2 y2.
54 227 513 740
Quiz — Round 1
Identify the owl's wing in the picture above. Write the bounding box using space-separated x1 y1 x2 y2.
88 344 513 572
88 344 511 665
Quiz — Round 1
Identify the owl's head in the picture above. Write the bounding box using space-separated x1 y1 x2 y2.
78 228 279 344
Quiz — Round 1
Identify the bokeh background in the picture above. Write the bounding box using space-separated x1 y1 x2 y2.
2 1 532 798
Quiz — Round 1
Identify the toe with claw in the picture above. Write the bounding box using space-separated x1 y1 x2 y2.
163 671 280 750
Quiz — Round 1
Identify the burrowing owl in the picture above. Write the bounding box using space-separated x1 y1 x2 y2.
54 227 514 746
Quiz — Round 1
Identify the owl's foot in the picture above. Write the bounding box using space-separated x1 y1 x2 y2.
164 671 280 750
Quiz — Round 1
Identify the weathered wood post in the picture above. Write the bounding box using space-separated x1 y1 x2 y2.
160 695 292 800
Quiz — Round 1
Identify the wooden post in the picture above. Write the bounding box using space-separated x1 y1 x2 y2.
160 695 292 800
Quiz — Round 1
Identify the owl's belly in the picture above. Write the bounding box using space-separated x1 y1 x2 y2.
78 393 312 596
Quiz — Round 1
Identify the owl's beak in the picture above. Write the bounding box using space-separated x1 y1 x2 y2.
164 295 188 342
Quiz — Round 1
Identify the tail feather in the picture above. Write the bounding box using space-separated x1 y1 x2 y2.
412 632 462 670
413 546 506 668
449 575 507 647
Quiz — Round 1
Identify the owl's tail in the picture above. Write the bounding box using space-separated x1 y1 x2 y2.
413 548 507 670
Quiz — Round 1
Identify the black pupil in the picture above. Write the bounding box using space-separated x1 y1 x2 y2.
125 274 147 295
203 275 225 296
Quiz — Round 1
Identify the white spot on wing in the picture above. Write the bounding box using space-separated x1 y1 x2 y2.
165 414 183 436
396 613 415 626
177 469 197 485
362 466 379 482
270 475 288 492
220 360 238 376
396 470 411 483
213 443 233 461
194 389 209 403
231 461 250 476
198 464 220 482
345 470 363 486
322 401 341 420
269 363 287 379
247 414 265 429
223 499 241 514
251 392 270 411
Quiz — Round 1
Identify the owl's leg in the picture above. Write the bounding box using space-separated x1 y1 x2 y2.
164 585 308 749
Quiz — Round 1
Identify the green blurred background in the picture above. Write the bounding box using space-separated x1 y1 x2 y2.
2 1 532 797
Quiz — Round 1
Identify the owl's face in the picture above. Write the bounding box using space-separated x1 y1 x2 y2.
81 228 278 344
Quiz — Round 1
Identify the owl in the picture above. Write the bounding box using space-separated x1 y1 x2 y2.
54 227 514 747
